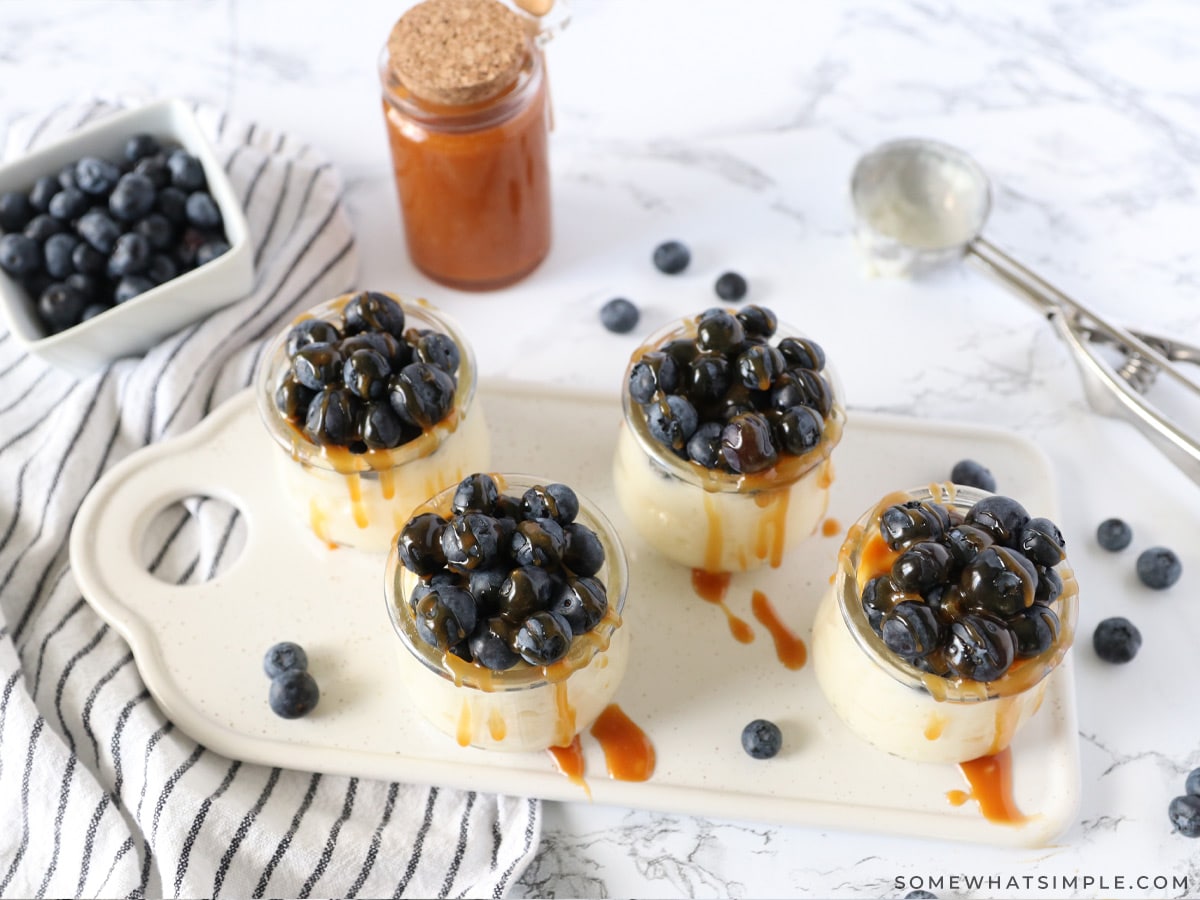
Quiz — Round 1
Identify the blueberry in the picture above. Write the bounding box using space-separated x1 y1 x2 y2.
167 150 207 191
441 513 505 571
22 272 53 303
695 308 745 354
1169 795 1200 838
552 576 608 633
134 213 175 251
77 209 122 254
960 546 1037 618
740 719 782 759
736 344 786 391
274 376 316 424
157 186 188 224
777 336 826 372
415 585 477 649
599 297 639 334
0 233 41 276
964 495 1030 546
652 240 690 275
521 483 578 525
771 405 823 456
721 411 778 474
37 282 87 332
860 576 898 633
340 331 405 368
499 566 555 622
950 459 996 492
413 331 460 375
1017 517 1066 567
892 541 953 594
343 348 391 401
512 611 572 666
628 351 680 403
344 290 405 338
396 513 448 575
468 616 521 671
70 241 105 275
80 303 110 322
43 233 78 279
29 175 60 211
74 156 121 196
107 232 152 278
109 173 157 222
686 353 731 404
124 133 162 163
197 237 230 267
945 613 1016 682
0 191 33 231
512 518 566 568
943 523 994 567
389 362 456 429
685 420 724 468
134 154 171 189
1096 518 1132 552
646 394 699 453
48 188 89 222
1034 565 1063 606
145 253 178 285
881 600 944 660
905 892 938 900
452 473 501 515
268 670 319 719
304 387 360 446
359 400 408 450
1186 768 1200 797
1009 604 1060 657
1136 546 1181 590
263 641 308 678
468 566 509 616
661 337 701 370
292 343 344 390
1092 616 1141 663
562 522 605 577
23 213 65 244
714 271 747 301
65 273 98 301
56 164 78 192
184 191 222 229
286 318 342 356
114 275 155 304
735 304 776 338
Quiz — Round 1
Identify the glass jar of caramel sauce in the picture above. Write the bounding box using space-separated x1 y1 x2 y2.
379 0 553 290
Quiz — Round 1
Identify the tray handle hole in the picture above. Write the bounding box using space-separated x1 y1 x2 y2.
138 494 246 586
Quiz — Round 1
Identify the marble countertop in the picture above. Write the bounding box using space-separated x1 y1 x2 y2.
4 0 1199 896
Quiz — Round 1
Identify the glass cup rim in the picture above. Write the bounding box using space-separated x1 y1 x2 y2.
835 482 1079 703
252 292 478 475
620 311 846 493
385 472 630 692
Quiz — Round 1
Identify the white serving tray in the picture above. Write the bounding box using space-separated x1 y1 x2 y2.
70 382 1079 848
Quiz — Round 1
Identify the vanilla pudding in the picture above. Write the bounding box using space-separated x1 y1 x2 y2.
255 291 489 552
812 484 1078 764
386 474 630 752
613 306 844 573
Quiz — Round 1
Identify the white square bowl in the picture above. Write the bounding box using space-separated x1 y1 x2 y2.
0 98 254 375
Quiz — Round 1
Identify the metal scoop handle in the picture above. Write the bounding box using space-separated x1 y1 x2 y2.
967 237 1200 486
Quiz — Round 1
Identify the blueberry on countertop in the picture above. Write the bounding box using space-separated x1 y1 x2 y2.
263 641 309 678
1187 768 1200 798
1096 518 1132 552
268 670 320 719
714 271 747 302
1169 795 1200 838
741 719 782 759
1136 546 1181 590
652 239 690 275
599 297 639 334
1093 616 1141 663
950 458 996 492
905 892 938 900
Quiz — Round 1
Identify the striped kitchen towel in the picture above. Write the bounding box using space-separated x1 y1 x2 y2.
0 100 539 899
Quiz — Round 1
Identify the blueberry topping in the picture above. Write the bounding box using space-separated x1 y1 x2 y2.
263 641 308 678
720 412 778 474
167 150 207 191
892 542 953 594
1019 517 1066 567
512 518 567 568
468 566 508 615
943 524 994 566
879 500 951 551
628 351 680 403
736 304 775 337
521 483 579 525
646 394 699 453
965 495 1030 545
735 344 785 391
687 353 731 404
714 271 748 302
292 343 345 390
599 297 640 334
881 600 944 660
359 400 408 450
0 233 41 276
74 156 121 196
1169 795 1200 838
950 458 996 492
685 420 724 467
770 405 823 455
397 513 448 575
468 616 521 670
453 473 501 514
109 173 157 222
695 308 745 354
343 348 391 401
553 576 608 632
652 239 690 274
340 331 404 366
1008 604 1060 657
304 387 360 446
286 318 342 356
777 336 825 371
415 585 478 649
860 575 898 633
1096 517 1132 552
268 670 320 719
412 330 460 375
512 611 572 666
960 546 1037 618
1093 616 1141 663
945 613 1016 681
741 719 782 759
389 362 455 429
1136 546 1181 590
1034 565 1063 606
441 514 505 571
499 565 555 622
344 290 405 338
274 377 316 423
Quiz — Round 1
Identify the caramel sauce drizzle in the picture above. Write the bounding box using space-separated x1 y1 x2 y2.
949 747 1028 825
821 517 842 538
690 570 754 643
547 736 590 797
456 700 472 747
924 713 946 741
308 498 337 550
752 486 791 568
750 590 806 669
553 681 577 748
590 704 655 782
487 707 506 742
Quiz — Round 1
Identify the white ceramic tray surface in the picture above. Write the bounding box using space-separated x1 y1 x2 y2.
71 381 1079 848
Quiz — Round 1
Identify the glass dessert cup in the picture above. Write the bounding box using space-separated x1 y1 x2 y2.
254 293 490 552
811 484 1079 764
385 474 631 752
613 317 845 573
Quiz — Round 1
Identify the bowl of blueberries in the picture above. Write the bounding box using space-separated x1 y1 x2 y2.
0 98 253 375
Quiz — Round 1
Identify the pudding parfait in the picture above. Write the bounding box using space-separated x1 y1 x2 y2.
255 290 489 551
613 305 844 572
812 483 1078 764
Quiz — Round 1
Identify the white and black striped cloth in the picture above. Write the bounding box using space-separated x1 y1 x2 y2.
0 100 539 899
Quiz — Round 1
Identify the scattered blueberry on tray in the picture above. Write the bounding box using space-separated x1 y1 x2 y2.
949 458 996 492
599 297 639 334
263 641 309 678
0 133 231 336
1092 616 1141 664
1136 546 1181 590
263 641 319 719
1095 517 1132 552
1187 767 1200 798
652 239 690 275
714 271 747 302
740 719 782 759
1169 795 1200 838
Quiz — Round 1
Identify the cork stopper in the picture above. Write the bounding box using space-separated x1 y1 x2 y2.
387 0 529 107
